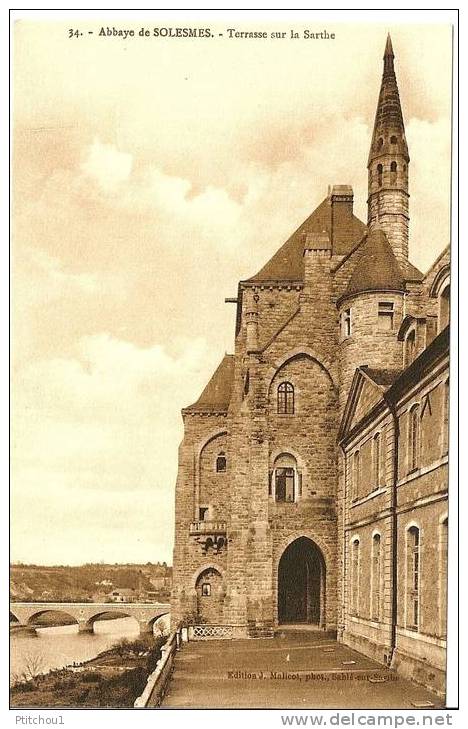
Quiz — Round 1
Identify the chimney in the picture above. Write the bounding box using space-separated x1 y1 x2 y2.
330 185 354 252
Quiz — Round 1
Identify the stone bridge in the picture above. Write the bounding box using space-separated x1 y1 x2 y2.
10 602 170 634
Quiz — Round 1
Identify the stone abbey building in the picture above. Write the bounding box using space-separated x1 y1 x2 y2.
171 36 450 696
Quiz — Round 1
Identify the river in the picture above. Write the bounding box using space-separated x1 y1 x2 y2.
10 615 170 685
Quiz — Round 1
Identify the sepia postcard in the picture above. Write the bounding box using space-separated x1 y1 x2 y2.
9 9 459 723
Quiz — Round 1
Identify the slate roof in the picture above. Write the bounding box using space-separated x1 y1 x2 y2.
362 367 402 388
343 228 406 298
247 197 367 283
184 355 235 412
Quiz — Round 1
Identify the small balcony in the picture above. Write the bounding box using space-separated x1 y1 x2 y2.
189 521 227 536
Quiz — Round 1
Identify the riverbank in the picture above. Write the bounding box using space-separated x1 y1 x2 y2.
10 635 166 708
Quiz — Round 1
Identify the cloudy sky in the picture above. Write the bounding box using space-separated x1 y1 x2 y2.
12 19 452 565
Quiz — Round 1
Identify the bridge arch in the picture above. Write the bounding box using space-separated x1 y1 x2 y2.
27 609 78 627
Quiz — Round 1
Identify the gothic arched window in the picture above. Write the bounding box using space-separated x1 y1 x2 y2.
277 382 294 415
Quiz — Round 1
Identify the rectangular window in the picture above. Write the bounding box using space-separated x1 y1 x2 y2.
342 308 352 338
199 507 209 521
378 302 394 330
406 527 420 630
201 583 211 597
275 468 295 502
371 535 382 621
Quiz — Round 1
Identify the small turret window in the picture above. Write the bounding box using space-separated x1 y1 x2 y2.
377 137 384 151
377 164 383 187
390 135 398 144
277 382 294 414
342 308 352 338
378 301 394 330
390 161 397 184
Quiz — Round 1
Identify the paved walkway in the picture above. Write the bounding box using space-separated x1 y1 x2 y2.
160 631 443 709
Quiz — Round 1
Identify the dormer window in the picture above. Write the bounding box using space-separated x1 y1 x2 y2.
378 301 394 330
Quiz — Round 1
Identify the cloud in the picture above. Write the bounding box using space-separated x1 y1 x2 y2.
81 138 133 190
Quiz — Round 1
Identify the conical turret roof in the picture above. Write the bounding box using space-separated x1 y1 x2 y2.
344 228 406 299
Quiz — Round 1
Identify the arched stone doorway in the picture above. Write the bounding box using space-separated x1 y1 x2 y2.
278 537 326 625
195 567 224 623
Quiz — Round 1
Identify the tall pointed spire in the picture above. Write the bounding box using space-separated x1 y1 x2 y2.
367 35 410 266
368 33 408 165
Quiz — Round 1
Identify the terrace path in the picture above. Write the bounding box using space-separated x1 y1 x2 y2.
160 630 443 709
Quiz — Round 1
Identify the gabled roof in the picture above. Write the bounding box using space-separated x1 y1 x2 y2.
342 228 406 299
184 354 234 413
338 365 401 442
247 197 366 283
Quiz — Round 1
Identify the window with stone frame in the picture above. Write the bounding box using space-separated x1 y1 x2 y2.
439 517 448 638
378 301 394 330
442 379 449 456
352 450 360 501
372 432 381 488
371 533 382 621
275 467 295 502
216 453 227 472
408 404 420 472
277 381 294 414
406 526 420 630
351 538 360 615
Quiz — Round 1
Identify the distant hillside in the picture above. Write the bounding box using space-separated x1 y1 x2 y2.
10 562 172 603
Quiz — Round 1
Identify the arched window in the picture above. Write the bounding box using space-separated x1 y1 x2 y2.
377 137 384 151
351 538 360 615
405 329 416 367
406 526 420 630
390 135 398 144
277 382 294 414
216 453 227 472
373 433 381 488
377 163 383 187
273 453 297 503
371 533 382 621
439 284 450 331
390 160 397 184
408 404 420 472
439 517 448 638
